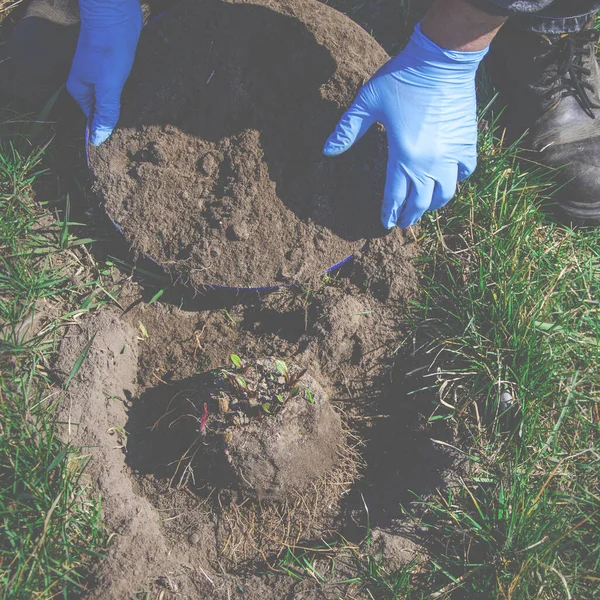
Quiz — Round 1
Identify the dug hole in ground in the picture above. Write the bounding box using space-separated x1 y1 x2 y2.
51 0 462 597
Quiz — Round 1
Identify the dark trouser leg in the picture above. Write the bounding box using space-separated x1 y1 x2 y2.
2 17 79 110
470 0 600 32
511 1 600 33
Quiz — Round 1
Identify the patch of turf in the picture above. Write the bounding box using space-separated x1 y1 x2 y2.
0 137 110 598
2 1 599 597
405 119 600 598
272 536 419 598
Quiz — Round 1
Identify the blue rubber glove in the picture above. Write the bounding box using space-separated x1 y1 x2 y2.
67 0 142 146
323 23 488 229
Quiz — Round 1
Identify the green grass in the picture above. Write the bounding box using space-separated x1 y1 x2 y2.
0 137 110 598
273 537 418 599
318 3 600 595
0 364 106 598
267 115 600 598
273 122 600 599
400 121 600 598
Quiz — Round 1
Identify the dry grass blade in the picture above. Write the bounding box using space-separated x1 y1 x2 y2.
64 333 96 390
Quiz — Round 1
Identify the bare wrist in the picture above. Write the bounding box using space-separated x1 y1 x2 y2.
420 0 507 52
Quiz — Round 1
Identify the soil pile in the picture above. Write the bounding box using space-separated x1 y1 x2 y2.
53 313 179 599
162 359 343 500
225 365 342 500
89 0 390 289
47 230 443 598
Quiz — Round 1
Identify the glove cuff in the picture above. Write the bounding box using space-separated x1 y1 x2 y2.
408 22 488 70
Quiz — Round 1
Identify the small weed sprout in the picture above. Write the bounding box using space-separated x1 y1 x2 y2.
234 375 248 391
275 359 307 388
305 388 314 404
275 359 289 379
219 357 314 420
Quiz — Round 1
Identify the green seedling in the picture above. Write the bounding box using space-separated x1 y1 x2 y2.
275 359 289 379
222 309 237 326
223 368 258 404
234 375 248 391
275 359 307 388
147 288 164 305
59 194 70 250
221 357 316 423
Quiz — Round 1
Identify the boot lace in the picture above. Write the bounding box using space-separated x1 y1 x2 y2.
540 29 600 118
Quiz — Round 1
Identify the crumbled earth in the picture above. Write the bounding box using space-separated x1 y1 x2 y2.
54 312 179 600
50 226 464 598
157 359 344 501
41 0 463 598
89 0 390 289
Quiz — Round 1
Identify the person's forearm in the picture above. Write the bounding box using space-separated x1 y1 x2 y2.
421 0 507 51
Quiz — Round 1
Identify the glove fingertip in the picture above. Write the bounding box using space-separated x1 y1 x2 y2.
457 155 477 181
398 213 421 230
457 166 473 181
90 126 114 146
381 202 400 229
395 202 421 229
322 133 350 157
380 214 397 229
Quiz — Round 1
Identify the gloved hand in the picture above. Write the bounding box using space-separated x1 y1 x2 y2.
323 23 488 229
67 0 142 146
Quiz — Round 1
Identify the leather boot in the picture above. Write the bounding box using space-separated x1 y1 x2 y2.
488 21 600 225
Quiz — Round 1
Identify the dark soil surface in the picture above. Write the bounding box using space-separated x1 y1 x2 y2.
33 1 462 598
51 229 464 598
88 0 390 289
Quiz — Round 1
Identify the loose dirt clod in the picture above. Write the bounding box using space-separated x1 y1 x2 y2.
89 0 390 289
226 373 341 500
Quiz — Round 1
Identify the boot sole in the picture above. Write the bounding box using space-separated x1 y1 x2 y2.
501 140 600 227
553 201 600 227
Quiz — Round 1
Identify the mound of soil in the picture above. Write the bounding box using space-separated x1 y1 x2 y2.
226 384 341 500
159 359 343 500
46 230 447 597
89 0 390 289
53 313 180 600
220 360 342 500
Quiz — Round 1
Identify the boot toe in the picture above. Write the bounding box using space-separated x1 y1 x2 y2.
539 136 600 224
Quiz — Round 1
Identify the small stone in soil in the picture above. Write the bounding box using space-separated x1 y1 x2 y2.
226 223 249 241
218 396 229 414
